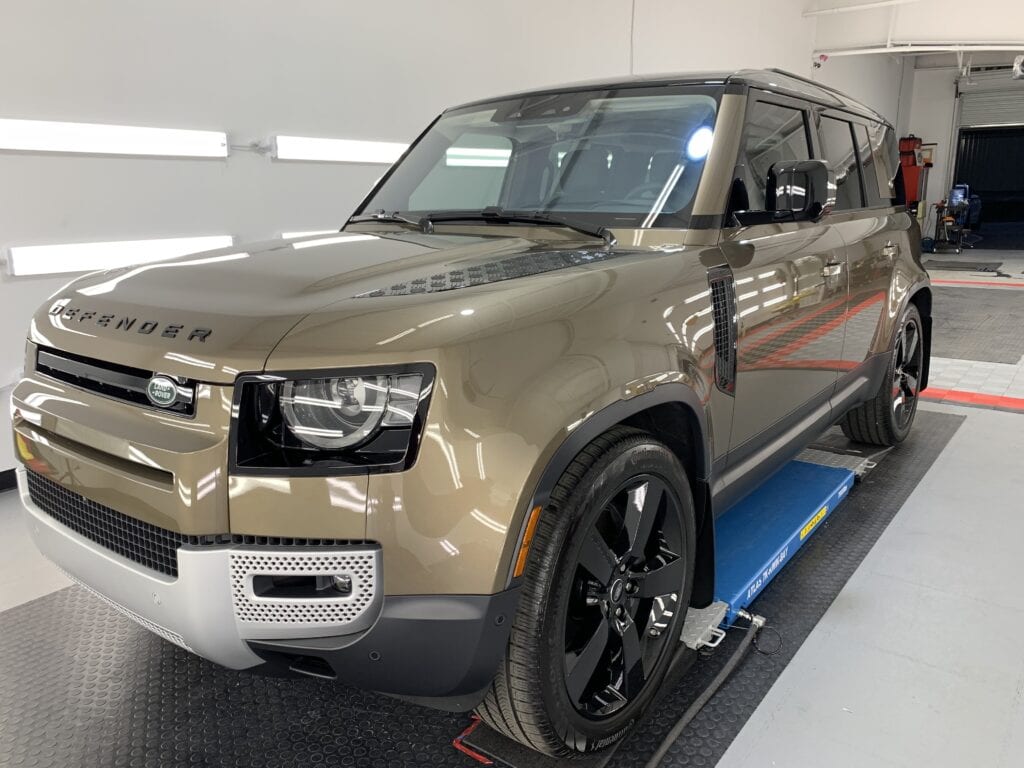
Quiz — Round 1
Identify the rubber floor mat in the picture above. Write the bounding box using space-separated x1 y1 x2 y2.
932 286 1024 364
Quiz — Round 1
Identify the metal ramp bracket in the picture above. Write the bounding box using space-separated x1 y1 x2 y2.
680 601 729 650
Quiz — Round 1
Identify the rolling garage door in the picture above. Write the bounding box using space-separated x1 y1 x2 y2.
959 69 1024 126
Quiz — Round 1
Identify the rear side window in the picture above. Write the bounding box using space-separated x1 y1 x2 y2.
817 116 863 211
868 122 898 204
853 124 881 206
739 101 811 210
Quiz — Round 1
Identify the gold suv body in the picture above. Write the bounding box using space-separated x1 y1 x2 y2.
11 69 930 756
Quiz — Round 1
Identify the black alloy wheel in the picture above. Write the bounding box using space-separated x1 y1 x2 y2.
891 313 923 432
564 474 685 718
840 303 925 446
476 427 696 756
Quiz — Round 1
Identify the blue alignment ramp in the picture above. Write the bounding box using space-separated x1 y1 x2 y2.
714 460 855 624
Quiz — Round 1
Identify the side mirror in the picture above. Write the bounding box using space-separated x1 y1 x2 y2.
767 160 835 222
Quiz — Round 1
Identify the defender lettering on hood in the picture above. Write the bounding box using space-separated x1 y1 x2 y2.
49 303 212 343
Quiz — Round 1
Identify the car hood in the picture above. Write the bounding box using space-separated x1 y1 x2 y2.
30 230 633 382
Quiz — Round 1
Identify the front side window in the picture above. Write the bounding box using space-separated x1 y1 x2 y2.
818 116 863 211
360 86 722 229
738 100 811 210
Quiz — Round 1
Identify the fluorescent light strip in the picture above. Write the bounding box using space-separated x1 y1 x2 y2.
7 236 234 277
273 135 407 164
291 234 376 250
281 230 338 238
0 118 228 158
445 147 511 167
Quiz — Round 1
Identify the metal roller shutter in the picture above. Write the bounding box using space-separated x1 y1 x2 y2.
959 70 1024 127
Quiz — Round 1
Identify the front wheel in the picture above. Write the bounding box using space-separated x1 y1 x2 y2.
841 304 925 446
476 427 696 756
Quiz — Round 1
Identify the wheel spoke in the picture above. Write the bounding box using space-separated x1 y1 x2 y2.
620 621 646 699
903 324 918 363
905 372 919 393
892 391 905 415
579 529 617 583
637 556 684 598
624 479 664 558
566 620 610 705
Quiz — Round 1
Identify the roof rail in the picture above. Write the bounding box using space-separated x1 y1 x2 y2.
765 68 852 100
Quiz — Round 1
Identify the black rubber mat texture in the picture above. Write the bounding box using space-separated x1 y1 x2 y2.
0 412 962 768
932 286 1024 364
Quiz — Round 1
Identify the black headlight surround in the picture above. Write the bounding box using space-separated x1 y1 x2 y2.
230 363 436 476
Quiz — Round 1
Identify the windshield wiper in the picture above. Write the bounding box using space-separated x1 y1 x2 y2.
424 208 616 246
347 209 429 230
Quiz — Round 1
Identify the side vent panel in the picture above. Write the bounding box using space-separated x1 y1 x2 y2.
708 266 738 395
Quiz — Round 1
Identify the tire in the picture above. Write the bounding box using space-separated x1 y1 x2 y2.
476 427 696 756
840 304 924 446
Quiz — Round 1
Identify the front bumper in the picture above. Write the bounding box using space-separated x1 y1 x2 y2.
19 467 518 700
19 467 382 670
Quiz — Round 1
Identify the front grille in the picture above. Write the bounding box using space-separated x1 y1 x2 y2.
27 471 194 577
35 346 196 417
25 471 366 578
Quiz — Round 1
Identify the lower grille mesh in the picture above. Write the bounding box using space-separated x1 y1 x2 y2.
26 471 188 577
24 471 368 579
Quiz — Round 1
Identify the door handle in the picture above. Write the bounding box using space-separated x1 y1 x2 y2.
882 241 899 260
822 261 843 278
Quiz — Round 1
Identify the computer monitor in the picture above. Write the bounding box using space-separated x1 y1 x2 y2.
950 183 969 207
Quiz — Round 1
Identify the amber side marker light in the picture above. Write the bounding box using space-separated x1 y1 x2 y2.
513 506 543 578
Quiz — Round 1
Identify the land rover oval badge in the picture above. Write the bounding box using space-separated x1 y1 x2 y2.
146 375 178 408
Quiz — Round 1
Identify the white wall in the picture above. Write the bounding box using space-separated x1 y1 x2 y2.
813 54 907 123
905 67 960 206
1 0 881 470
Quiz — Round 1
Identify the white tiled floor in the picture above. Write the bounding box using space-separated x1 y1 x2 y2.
719 402 1024 768
929 355 1024 398
0 485 70 613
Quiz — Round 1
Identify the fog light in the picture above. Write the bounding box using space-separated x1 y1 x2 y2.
332 575 353 595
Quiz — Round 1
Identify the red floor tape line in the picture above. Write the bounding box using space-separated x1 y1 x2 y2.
452 715 494 765
931 279 1024 288
922 387 1024 412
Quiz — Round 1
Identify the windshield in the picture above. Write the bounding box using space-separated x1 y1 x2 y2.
358 85 722 229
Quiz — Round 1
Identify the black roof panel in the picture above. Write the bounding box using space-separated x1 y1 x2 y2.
450 68 889 126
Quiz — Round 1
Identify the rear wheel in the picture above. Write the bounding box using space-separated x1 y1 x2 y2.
476 428 696 756
841 304 924 446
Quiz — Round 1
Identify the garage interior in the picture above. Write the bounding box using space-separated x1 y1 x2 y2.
2 2 1024 767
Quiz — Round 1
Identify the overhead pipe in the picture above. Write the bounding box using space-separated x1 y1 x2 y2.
804 0 921 17
816 43 1024 57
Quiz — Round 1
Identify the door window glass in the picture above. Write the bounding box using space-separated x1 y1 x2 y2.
869 122 898 203
739 101 810 210
818 116 863 210
853 123 882 206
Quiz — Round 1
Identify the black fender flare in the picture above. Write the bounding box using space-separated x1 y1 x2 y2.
505 382 713 588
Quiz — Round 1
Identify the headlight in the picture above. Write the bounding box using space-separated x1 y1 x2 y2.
232 365 434 473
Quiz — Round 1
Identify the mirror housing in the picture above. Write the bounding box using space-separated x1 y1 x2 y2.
766 160 835 222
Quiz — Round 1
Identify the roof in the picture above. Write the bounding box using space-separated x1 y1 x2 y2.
450 68 889 126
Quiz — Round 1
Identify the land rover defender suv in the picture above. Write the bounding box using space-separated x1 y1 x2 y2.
11 69 930 757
